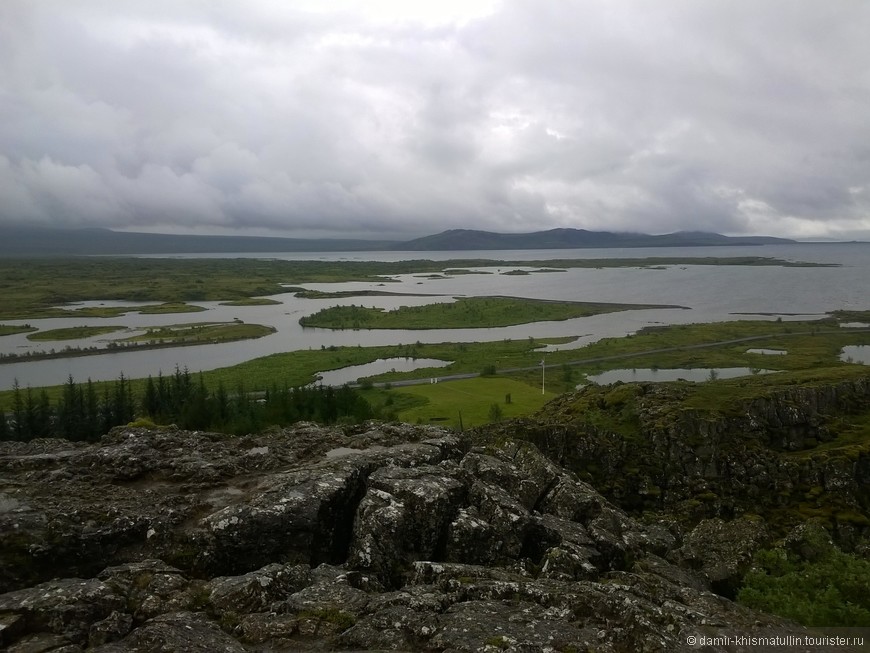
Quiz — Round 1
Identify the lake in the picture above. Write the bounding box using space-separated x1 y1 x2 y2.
2 243 868 389
587 367 775 384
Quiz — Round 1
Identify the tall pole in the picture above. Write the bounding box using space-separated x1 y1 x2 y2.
541 358 545 395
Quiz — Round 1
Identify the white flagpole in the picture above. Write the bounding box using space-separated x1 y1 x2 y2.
541 359 545 395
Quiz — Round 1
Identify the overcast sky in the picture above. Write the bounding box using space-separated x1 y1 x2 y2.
1 1 868 240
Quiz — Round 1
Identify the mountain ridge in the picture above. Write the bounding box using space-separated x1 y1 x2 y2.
395 227 795 250
0 223 795 255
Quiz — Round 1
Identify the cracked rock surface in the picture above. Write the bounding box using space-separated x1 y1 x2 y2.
0 423 815 651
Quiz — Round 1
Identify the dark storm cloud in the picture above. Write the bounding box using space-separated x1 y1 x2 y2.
0 0 868 239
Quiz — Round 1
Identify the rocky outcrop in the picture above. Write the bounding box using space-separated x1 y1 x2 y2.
0 423 820 651
504 376 870 541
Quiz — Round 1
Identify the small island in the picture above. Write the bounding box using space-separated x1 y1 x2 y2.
27 326 126 341
299 296 684 330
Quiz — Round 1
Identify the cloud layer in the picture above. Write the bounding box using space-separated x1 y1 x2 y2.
1 0 868 239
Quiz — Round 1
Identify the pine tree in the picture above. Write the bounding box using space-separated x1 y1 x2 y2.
84 380 100 441
59 375 85 441
214 381 229 425
33 389 53 438
112 373 135 425
11 380 24 441
143 376 159 419
101 385 114 435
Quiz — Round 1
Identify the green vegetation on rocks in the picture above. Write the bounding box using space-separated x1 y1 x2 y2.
738 525 870 626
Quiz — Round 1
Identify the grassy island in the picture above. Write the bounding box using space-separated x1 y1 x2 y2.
27 326 126 341
122 322 275 344
0 324 38 337
0 322 276 365
219 297 283 306
299 296 682 330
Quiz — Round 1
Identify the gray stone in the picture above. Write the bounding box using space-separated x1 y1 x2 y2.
102 611 245 652
0 578 124 645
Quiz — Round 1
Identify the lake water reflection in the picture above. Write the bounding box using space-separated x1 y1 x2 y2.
841 346 870 364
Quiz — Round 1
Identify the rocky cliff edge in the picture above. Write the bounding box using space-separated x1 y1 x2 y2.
0 423 825 652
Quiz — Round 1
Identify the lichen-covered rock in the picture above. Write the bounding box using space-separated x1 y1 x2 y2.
430 599 595 652
195 438 459 577
671 516 768 594
96 560 192 622
0 612 26 647
203 563 311 615
348 462 466 585
0 423 816 652
235 612 299 644
0 423 455 593
90 611 245 652
7 632 82 653
0 578 124 645
88 610 132 647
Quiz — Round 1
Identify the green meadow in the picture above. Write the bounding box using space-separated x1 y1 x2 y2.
386 377 557 429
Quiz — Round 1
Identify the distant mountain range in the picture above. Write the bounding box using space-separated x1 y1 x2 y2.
0 224 795 256
0 225 397 256
397 228 794 250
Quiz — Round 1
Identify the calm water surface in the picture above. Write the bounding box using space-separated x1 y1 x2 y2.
588 367 775 384
314 358 452 386
2 243 868 389
841 346 870 364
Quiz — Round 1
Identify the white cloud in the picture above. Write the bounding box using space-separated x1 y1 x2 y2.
0 0 868 239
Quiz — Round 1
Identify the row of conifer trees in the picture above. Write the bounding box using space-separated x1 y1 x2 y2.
0 367 376 442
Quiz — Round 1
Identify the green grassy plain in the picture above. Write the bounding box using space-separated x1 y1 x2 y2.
389 377 557 428
531 320 870 374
